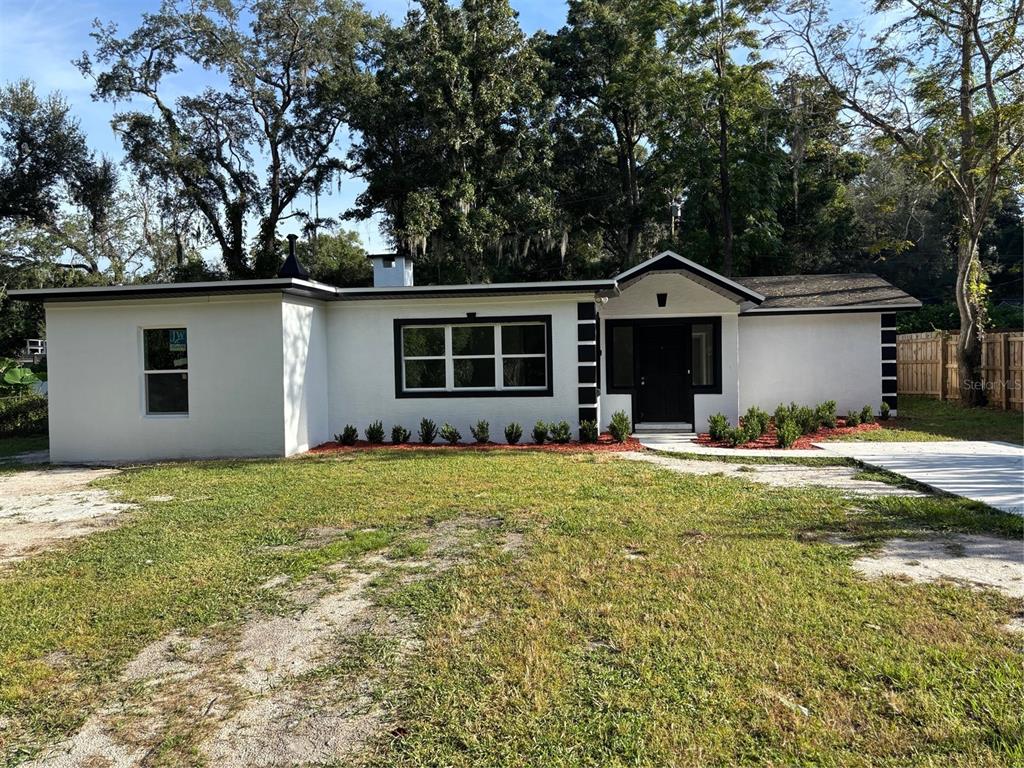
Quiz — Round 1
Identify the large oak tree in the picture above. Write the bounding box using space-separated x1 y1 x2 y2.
79 0 375 278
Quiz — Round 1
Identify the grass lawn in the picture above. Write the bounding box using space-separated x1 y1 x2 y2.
0 435 47 458
831 396 1023 445
1 452 1022 766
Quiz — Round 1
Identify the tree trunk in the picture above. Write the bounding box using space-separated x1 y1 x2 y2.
254 216 281 278
716 68 734 277
953 7 985 406
954 231 986 405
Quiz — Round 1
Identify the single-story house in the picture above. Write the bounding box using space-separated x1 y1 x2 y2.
11 248 919 463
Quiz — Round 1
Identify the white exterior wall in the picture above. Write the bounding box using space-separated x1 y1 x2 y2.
738 313 882 414
600 273 742 429
45 296 286 462
327 295 586 442
282 297 329 455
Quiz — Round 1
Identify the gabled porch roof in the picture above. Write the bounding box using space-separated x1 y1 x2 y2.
614 251 766 305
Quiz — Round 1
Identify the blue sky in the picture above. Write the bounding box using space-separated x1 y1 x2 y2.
0 0 865 255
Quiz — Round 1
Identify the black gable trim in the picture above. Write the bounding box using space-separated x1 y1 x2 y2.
620 255 762 303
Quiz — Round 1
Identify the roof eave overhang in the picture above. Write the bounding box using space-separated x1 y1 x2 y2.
8 278 340 303
740 301 922 316
334 280 618 300
8 278 619 304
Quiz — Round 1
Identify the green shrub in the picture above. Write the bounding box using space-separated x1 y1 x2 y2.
0 394 48 437
707 412 730 441
0 358 40 396
722 426 745 447
773 402 792 429
860 404 875 424
470 420 490 444
815 400 837 429
550 420 572 444
440 422 462 444
504 422 523 445
336 425 358 445
418 418 438 444
365 420 385 444
795 405 819 435
740 406 770 438
531 420 549 444
879 402 891 421
776 419 801 448
608 410 631 443
845 410 861 427
391 424 411 444
579 419 598 443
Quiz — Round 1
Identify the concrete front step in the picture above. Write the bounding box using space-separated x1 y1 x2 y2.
633 422 694 435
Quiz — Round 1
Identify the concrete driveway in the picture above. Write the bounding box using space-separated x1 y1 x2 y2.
818 441 1024 516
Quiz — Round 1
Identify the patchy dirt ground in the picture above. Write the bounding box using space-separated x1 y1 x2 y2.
23 517 521 768
0 468 133 566
623 452 1024 621
620 451 925 498
851 534 1024 598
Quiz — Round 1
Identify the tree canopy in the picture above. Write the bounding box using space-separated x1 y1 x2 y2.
1 0 1021 397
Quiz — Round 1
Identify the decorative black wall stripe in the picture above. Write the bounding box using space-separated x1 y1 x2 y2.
577 302 600 425
881 314 897 412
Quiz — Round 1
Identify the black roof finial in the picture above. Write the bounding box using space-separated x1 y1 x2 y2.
278 233 310 280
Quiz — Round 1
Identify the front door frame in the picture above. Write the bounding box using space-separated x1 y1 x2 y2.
604 316 723 427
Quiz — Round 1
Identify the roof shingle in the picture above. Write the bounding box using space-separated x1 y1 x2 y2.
738 273 919 311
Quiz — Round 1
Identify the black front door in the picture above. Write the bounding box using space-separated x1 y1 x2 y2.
636 324 692 423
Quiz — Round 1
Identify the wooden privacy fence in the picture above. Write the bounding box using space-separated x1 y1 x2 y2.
897 330 1024 411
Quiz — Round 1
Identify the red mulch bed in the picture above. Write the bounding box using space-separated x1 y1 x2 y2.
695 419 881 450
309 433 643 454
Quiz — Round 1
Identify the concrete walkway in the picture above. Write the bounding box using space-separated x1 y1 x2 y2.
621 452 924 498
818 441 1024 516
636 437 825 457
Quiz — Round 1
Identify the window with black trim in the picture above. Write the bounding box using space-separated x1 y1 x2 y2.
605 318 722 394
396 318 550 396
144 328 188 414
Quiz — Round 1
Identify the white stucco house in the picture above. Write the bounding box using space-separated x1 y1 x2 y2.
11 248 919 463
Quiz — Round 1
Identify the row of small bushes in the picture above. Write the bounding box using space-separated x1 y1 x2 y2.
333 410 634 447
0 394 48 438
708 400 890 449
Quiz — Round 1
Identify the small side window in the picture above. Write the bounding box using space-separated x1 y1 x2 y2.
610 325 634 388
144 328 188 414
691 323 715 387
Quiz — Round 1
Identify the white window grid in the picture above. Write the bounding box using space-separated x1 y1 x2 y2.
402 323 547 392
